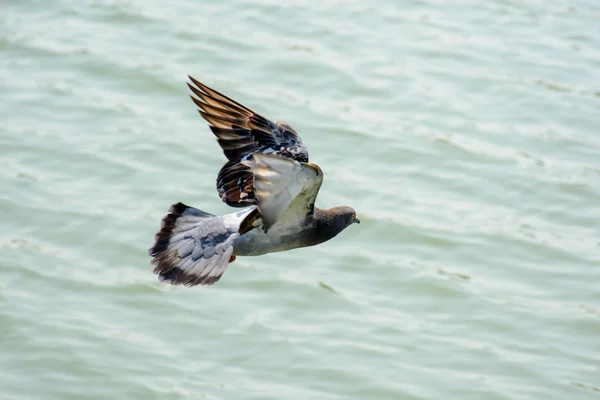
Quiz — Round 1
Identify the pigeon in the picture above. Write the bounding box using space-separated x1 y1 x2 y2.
148 76 360 286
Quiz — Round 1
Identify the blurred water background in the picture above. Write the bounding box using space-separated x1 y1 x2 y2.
1 0 600 399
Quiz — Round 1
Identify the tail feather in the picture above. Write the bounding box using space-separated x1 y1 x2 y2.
149 202 239 286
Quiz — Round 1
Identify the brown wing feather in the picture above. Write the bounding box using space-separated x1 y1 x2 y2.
188 75 309 208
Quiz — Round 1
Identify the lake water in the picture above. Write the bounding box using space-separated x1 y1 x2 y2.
1 0 599 399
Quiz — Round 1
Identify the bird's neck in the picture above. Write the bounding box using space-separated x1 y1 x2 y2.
312 207 343 243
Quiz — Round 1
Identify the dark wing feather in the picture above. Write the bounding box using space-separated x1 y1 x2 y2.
188 75 309 208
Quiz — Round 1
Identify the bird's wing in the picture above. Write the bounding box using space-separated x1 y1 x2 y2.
187 76 309 208
242 153 323 232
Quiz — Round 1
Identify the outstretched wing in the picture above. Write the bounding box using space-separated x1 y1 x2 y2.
187 76 309 208
242 153 323 232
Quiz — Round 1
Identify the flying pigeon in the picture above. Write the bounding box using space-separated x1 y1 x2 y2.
148 76 360 286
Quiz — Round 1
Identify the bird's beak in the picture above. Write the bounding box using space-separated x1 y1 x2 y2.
355 217 360 224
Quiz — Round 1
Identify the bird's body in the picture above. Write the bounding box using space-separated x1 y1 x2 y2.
233 207 352 256
149 76 359 286
232 207 313 256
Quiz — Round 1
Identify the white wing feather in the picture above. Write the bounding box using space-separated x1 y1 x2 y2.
242 154 323 231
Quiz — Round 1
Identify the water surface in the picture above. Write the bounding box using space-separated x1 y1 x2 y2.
1 0 600 399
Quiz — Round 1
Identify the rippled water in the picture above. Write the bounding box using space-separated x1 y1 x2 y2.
2 0 600 399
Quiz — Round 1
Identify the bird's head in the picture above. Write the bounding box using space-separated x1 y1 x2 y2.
326 205 360 233
338 206 360 226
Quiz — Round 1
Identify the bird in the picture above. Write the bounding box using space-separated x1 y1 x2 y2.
148 75 360 286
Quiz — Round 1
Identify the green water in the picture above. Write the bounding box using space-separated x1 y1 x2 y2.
2 1 599 399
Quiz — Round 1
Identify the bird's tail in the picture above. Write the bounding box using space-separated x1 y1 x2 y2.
148 202 241 286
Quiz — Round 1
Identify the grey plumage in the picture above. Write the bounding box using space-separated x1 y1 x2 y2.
149 77 359 286
149 203 245 286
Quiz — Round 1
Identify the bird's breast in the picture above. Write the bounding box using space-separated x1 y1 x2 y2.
233 221 318 256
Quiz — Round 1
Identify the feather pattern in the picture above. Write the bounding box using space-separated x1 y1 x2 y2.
242 153 323 232
148 202 245 286
187 75 309 208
